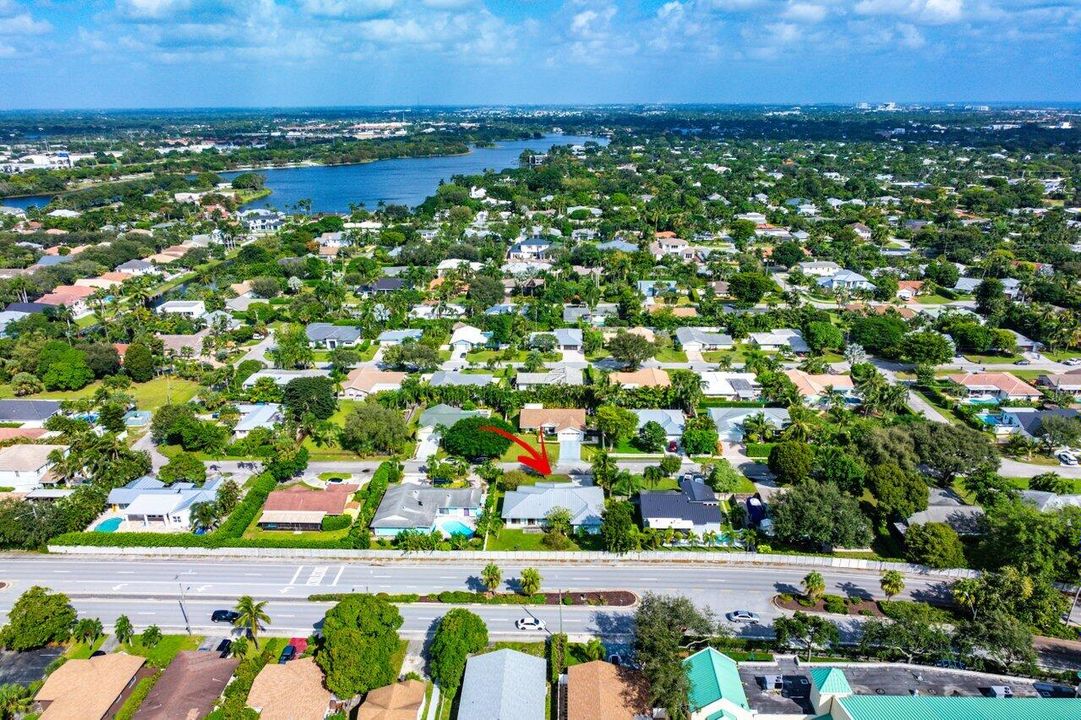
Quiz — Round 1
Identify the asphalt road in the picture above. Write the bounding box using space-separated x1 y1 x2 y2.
0 556 954 641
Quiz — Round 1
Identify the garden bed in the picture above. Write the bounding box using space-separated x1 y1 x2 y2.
310 589 637 607
774 593 885 617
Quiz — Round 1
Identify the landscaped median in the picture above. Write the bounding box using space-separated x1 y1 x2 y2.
308 590 637 606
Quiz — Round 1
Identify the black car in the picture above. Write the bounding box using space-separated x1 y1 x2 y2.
211 610 240 623
278 644 297 664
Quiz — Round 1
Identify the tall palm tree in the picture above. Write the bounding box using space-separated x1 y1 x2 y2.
0 683 33 720
233 596 271 648
190 502 219 532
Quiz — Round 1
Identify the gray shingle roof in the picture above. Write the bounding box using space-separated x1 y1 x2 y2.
418 404 485 430
371 484 483 531
0 399 61 422
501 483 604 528
458 649 546 720
428 371 495 388
305 323 362 344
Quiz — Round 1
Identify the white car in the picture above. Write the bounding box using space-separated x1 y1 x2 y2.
1064 358 1081 367
1058 452 1079 467
726 610 762 624
515 617 547 631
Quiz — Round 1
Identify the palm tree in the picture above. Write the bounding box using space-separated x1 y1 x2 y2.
0 683 33 720
583 637 607 661
114 615 134 645
879 570 905 601
190 502 219 532
740 413 773 444
233 595 271 648
951 578 980 619
802 571 826 603
518 568 542 596
481 563 502 595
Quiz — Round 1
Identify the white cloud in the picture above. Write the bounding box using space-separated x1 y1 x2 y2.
0 11 51 34
854 0 963 24
300 0 397 18
784 2 828 22
116 0 194 20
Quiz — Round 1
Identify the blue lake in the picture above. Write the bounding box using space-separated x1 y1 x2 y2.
221 134 606 213
1 194 53 210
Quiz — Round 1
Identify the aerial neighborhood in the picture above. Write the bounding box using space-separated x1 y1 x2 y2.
0 105 1080 719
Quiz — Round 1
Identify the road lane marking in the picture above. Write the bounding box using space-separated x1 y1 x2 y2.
306 567 328 585
331 566 344 586
288 566 304 585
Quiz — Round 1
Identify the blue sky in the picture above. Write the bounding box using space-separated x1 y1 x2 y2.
0 0 1078 108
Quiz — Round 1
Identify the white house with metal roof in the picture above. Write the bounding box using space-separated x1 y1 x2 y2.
501 483 604 533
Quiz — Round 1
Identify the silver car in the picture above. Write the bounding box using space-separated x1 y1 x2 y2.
727 610 761 624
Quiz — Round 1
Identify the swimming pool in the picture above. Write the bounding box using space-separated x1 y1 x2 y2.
94 517 122 533
438 519 475 537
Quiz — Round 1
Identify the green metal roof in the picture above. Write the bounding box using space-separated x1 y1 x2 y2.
809 667 852 695
682 648 749 712
839 695 1081 720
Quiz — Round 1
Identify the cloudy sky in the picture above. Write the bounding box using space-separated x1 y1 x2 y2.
0 0 1078 108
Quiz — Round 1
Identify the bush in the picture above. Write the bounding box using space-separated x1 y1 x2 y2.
822 594 848 614
321 515 352 532
878 600 953 624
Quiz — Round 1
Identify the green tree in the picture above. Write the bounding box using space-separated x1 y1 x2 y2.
428 609 488 695
519 567 542 596
804 321 843 353
37 341 93 391
114 614 134 645
382 343 441 371
593 405 638 450
773 611 839 661
729 272 774 304
317 595 404 697
768 441 814 484
270 325 314 369
601 500 638 554
801 571 826 602
467 275 506 310
858 605 952 664
481 563 502 594
0 586 76 651
0 682 33 720
681 416 719 456
659 454 682 476
866 463 928 521
233 595 271 648
910 422 999 485
340 403 409 455
958 612 1036 673
901 331 954 366
636 420 667 452
282 376 337 421
542 507 574 550
441 416 514 459
880 570 905 601
904 522 966 568
140 625 162 648
634 594 716 719
770 479 871 549
605 331 655 369
771 241 805 269
159 452 207 485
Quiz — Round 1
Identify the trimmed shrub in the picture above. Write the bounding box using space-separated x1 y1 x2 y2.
321 515 352 532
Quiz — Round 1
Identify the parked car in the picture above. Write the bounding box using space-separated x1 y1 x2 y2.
1058 451 1079 467
211 610 240 623
515 617 547 631
1064 358 1081 367
1016 359 1031 366
726 610 761 624
278 644 296 664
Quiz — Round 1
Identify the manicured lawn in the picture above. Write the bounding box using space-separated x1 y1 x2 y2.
466 350 558 363
482 641 546 657
66 635 106 659
390 638 408 676
916 294 953 305
4 377 201 410
654 348 688 363
1003 476 1081 493
1042 350 1081 362
962 353 1023 364
487 529 578 551
121 634 203 668
302 400 415 460
241 496 354 541
499 434 560 465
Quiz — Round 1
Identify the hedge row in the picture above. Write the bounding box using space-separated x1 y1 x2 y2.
308 590 548 605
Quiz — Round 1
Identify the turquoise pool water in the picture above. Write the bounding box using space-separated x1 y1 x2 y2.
94 517 122 533
966 397 999 406
439 520 474 537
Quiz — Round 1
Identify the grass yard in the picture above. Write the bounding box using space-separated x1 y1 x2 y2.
962 353 1023 365
2 376 202 410
66 635 106 659
653 348 688 363
1041 350 1081 362
487 528 579 551
390 638 409 676
915 294 953 305
1003 476 1081 493
499 434 560 465
241 496 354 542
121 634 203 668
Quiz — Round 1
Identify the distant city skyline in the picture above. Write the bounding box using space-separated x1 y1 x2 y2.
0 0 1078 109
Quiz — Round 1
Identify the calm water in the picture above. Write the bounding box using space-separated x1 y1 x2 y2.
1 194 53 210
222 134 606 213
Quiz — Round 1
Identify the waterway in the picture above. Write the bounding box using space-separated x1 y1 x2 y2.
220 133 605 213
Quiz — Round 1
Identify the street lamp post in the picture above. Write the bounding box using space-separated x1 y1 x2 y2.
176 575 191 635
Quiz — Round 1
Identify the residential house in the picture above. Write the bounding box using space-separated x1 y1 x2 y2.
457 649 546 720
675 327 733 352
748 329 809 353
233 403 283 439
36 285 95 318
708 408 790 443
562 303 618 325
640 478 723 535
518 405 587 461
636 280 678 298
785 369 857 405
357 679 426 720
0 399 61 427
946 372 1042 402
4 301 50 315
485 303 522 316
1038 374 1081 401
651 234 696 261
376 329 423 346
450 325 491 352
896 280 924 301
107 476 224 530
633 409 686 449
242 369 331 388
684 648 752 720
565 661 650 720
156 300 206 319
238 208 286 235
419 404 487 432
817 269 875 292
699 372 759 400
502 483 605 533
596 239 638 253
34 653 146 720
436 259 482 277
507 236 553 261
305 323 362 349
359 278 405 296
132 651 240 720
514 367 585 389
409 303 465 320
531 328 583 351
1006 408 1080 440
427 371 496 388
341 367 406 399
246 657 332 720
797 260 841 277
370 484 484 538
609 368 671 389
258 483 359 531
1021 489 1081 513
0 443 67 492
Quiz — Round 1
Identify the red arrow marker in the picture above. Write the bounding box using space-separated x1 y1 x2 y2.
480 425 552 476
